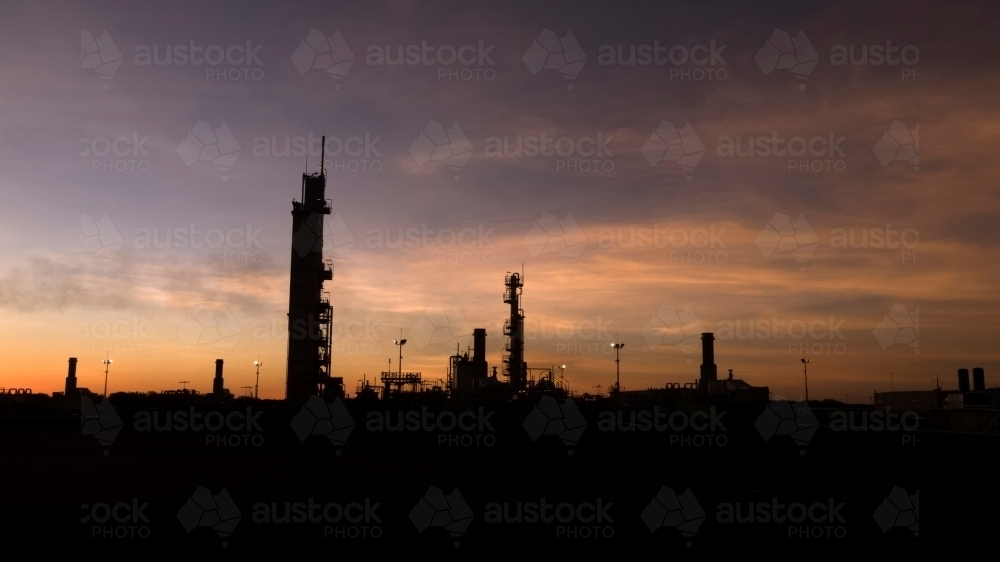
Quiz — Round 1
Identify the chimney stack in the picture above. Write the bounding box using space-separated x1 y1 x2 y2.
213 359 225 398
973 367 985 392
958 368 970 394
700 333 717 390
66 357 78 397
473 329 487 363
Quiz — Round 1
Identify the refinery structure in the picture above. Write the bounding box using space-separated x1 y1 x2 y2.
13 152 997 419
271 149 768 407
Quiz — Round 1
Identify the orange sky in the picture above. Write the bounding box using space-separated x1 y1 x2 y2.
1 1 998 401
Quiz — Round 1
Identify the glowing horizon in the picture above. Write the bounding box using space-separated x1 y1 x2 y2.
1 2 998 402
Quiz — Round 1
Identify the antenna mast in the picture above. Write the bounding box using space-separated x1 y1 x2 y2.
320 135 325 176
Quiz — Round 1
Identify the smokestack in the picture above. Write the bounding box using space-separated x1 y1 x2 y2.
213 359 225 398
973 367 985 392
65 357 78 397
473 329 486 363
958 368 970 393
700 333 717 389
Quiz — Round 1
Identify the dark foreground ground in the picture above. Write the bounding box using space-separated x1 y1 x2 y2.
2 397 996 557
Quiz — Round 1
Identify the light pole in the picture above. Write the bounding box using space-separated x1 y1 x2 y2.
254 358 263 399
800 358 810 402
179 381 189 391
102 356 113 398
611 334 624 408
394 330 407 377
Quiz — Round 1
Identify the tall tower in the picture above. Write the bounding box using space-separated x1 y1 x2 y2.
65 357 78 397
213 359 225 399
503 272 527 391
286 140 334 402
699 332 717 391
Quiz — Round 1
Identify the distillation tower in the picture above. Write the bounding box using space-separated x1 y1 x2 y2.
502 272 527 391
285 139 335 401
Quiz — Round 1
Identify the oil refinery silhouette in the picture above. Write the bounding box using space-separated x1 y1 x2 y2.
7 139 998 426
3 143 999 556
37 143 780 413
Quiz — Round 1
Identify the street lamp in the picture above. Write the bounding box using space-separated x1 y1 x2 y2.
254 358 263 399
800 358 810 402
102 356 113 398
611 334 625 408
394 330 407 378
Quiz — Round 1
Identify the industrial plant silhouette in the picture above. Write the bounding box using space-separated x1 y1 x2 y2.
12 146 996 422
4 148 997 556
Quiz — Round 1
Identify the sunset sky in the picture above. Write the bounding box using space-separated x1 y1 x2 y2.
1 0 997 401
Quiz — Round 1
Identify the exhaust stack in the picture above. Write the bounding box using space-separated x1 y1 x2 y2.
700 332 717 391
